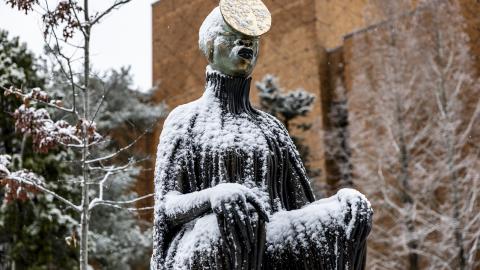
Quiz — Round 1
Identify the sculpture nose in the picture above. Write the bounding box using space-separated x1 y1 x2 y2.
235 39 253 47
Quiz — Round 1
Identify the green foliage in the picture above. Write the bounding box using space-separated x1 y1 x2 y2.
0 29 79 269
0 30 45 154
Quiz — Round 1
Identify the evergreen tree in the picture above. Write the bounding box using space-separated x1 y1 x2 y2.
0 29 79 269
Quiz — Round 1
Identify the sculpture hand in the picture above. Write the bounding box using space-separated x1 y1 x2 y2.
209 183 269 221
210 183 269 269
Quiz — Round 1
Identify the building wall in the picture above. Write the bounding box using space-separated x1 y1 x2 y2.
343 0 480 147
458 0 480 76
146 0 479 210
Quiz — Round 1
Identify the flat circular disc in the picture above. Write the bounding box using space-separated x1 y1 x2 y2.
219 0 272 37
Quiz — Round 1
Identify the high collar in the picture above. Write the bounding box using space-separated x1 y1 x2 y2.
204 66 256 115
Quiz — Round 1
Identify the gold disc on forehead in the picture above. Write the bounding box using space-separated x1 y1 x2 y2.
219 0 272 37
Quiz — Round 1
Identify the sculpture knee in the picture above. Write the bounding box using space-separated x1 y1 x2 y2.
263 189 373 269
334 188 373 240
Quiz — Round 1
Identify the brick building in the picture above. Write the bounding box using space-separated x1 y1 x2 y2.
139 0 480 213
141 1 480 266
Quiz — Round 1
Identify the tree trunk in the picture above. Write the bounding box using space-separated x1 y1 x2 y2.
79 208 89 270
80 1 91 269
394 92 419 270
435 48 466 270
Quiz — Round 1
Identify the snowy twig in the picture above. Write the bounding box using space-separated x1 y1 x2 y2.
3 86 76 114
101 193 154 205
8 175 80 212
85 128 151 164
89 157 148 172
90 201 153 212
58 140 103 149
87 171 112 211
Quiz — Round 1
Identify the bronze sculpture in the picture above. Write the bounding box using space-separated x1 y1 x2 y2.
151 2 373 269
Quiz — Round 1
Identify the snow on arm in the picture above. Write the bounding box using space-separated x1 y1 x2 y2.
266 188 372 254
164 183 268 223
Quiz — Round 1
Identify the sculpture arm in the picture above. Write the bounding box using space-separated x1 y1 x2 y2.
163 183 269 228
164 189 213 227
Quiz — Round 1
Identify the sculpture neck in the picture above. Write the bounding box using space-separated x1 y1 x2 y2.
205 67 255 115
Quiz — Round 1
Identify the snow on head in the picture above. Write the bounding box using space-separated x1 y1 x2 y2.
199 7 226 57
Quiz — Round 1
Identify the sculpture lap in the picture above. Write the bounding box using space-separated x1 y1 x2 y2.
166 190 372 270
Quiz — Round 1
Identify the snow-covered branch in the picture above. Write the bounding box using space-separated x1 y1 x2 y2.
0 168 80 211
101 193 154 205
85 128 149 164
89 194 154 211
4 86 75 113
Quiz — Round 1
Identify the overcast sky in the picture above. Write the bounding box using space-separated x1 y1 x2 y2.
0 0 155 91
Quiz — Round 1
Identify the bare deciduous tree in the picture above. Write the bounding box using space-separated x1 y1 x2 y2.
343 1 480 269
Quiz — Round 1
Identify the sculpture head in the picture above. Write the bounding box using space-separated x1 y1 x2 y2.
199 7 260 77
199 0 272 77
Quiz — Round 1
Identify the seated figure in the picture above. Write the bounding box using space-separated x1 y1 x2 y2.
151 3 373 270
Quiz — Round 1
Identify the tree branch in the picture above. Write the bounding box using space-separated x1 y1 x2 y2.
8 176 80 212
3 86 76 114
90 0 131 25
85 128 152 164
101 193 154 205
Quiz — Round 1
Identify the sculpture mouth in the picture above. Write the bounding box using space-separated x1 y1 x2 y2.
237 47 254 60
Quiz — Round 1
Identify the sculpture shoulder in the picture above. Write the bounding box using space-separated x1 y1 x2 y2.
159 99 202 143
164 100 201 127
163 100 199 130
256 110 290 135
254 111 304 152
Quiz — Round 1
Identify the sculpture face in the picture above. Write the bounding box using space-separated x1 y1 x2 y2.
209 23 259 77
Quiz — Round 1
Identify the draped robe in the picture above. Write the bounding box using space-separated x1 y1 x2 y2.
151 68 372 270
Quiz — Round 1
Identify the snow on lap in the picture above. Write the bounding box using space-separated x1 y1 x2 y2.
265 188 372 257
169 214 221 269
169 188 371 269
